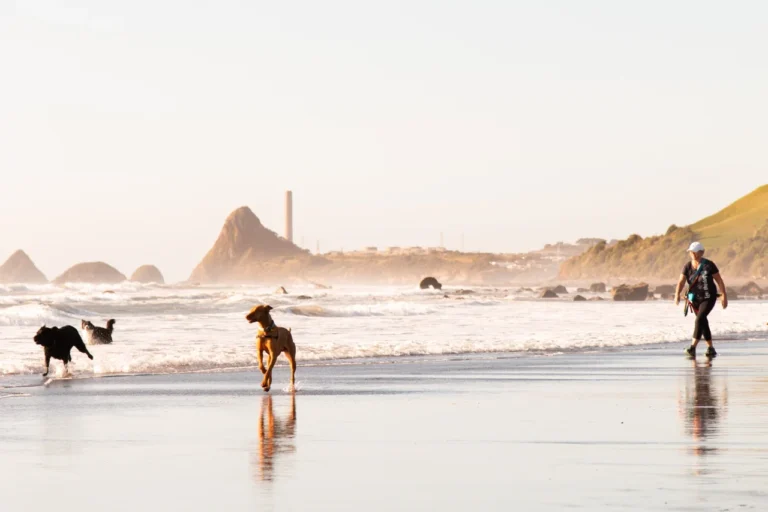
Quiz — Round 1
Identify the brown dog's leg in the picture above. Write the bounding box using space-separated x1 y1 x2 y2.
256 338 266 375
261 350 277 391
284 347 296 389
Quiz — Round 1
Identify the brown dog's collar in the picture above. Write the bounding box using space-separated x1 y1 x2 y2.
259 321 279 339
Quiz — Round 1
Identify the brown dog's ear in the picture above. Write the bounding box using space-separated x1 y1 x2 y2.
265 305 273 312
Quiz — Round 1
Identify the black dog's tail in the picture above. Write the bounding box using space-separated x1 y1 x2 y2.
106 319 116 333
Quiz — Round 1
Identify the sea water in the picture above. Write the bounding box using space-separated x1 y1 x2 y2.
1 283 766 380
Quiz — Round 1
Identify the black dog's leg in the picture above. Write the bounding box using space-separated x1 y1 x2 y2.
42 349 51 377
74 337 94 360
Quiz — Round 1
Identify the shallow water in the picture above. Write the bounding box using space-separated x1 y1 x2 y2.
1 282 766 379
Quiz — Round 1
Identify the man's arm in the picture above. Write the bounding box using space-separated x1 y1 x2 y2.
674 274 686 306
713 273 728 309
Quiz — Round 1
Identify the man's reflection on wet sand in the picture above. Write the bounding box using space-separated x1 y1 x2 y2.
254 394 296 482
679 360 728 463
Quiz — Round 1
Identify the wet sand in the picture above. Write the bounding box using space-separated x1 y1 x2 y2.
2 341 768 511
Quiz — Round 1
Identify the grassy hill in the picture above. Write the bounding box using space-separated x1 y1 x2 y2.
560 185 768 280
690 184 768 248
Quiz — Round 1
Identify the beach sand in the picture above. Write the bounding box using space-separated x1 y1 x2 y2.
2 341 768 511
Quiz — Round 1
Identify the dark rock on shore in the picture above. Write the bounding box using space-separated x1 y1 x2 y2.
420 277 442 290
740 281 763 296
611 283 649 301
539 289 558 298
590 282 607 293
573 295 587 301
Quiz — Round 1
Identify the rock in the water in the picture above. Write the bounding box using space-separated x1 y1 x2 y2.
590 282 607 293
573 295 587 301
726 287 740 300
296 295 312 300
539 289 558 298
420 277 442 290
0 250 47 284
588 296 604 301
454 289 474 295
54 262 126 284
611 283 649 301
274 286 288 294
517 287 534 293
550 285 568 294
740 281 763 296
654 284 676 294
130 265 165 284
576 287 589 293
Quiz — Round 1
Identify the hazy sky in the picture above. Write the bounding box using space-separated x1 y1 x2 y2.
2 1 766 282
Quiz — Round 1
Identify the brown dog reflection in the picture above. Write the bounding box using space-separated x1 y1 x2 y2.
254 394 296 482
679 360 728 458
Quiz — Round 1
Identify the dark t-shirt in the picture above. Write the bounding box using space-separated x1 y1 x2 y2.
682 259 720 303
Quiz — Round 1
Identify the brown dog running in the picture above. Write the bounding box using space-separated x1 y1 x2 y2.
245 305 296 392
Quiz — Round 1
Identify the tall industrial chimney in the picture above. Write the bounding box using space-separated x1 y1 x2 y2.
285 190 293 243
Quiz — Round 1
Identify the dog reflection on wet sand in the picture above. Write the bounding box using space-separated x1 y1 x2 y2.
253 394 296 482
679 360 728 460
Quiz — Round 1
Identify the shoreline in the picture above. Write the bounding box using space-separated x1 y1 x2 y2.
3 332 768 389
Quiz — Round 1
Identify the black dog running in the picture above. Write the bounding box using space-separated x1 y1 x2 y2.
34 325 94 377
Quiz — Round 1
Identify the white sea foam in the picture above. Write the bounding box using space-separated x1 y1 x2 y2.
282 302 436 317
0 303 95 327
0 284 766 378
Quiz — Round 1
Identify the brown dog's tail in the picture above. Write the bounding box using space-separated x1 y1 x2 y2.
106 319 116 333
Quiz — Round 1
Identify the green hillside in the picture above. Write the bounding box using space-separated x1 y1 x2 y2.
560 184 768 280
690 184 768 248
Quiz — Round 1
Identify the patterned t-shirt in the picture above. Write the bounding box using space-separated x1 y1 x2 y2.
682 259 720 303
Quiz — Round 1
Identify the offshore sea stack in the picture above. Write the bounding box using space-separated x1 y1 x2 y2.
0 250 48 284
189 206 313 284
54 262 127 284
131 265 165 284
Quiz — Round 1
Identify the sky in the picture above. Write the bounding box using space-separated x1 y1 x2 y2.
1 0 766 282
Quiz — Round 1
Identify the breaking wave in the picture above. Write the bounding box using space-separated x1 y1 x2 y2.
281 303 436 317
1 284 766 379
0 303 96 327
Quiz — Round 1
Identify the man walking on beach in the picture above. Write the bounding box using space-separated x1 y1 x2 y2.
674 242 728 359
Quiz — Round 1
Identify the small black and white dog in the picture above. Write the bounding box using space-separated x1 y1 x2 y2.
34 325 94 377
81 319 116 345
